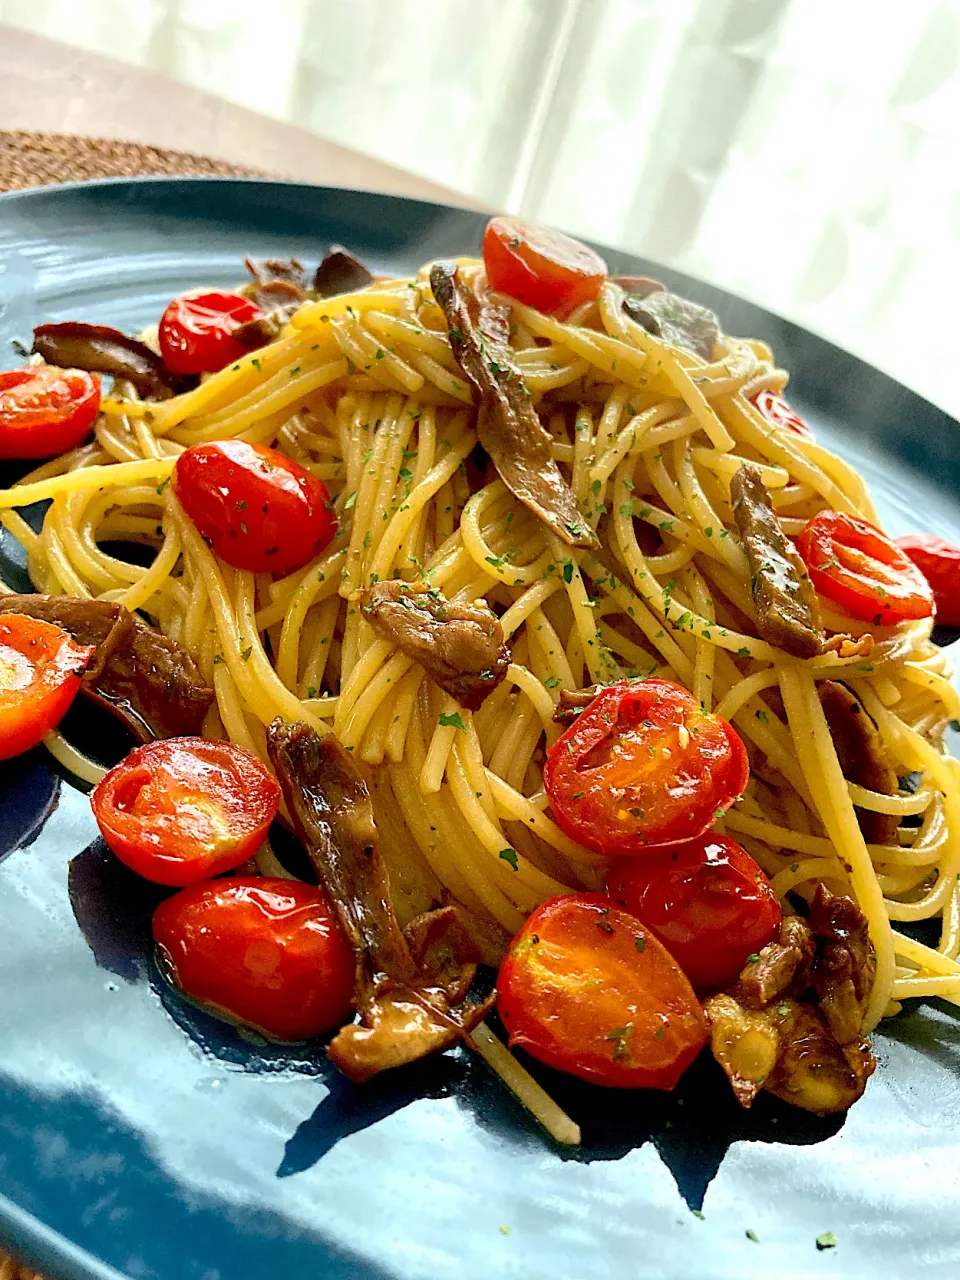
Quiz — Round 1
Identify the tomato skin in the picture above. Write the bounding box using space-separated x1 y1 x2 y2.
91 737 280 886
0 366 101 459
751 388 814 442
544 679 749 856
173 440 337 575
159 292 263 375
152 877 354 1041
895 535 960 627
606 836 781 992
482 216 607 316
797 510 934 626
497 894 707 1089
0 614 94 759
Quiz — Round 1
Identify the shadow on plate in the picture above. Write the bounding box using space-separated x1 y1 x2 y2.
0 748 62 865
66 839 845 1211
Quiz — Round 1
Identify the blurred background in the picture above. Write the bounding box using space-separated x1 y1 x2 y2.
2 0 958 419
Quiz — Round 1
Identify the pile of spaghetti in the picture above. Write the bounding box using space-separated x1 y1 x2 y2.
2 225 959 1075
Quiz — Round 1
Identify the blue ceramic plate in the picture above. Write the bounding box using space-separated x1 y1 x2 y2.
1 179 959 1280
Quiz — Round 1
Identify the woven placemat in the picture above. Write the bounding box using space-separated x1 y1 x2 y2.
0 129 269 192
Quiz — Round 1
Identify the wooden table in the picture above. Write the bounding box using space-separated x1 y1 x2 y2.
0 24 475 204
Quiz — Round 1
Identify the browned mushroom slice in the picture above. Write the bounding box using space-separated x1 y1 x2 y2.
552 684 601 726
234 280 306 349
731 463 824 658
0 594 212 741
818 681 900 846
32 323 186 400
807 882 877 1046
314 246 375 298
429 260 598 551
360 580 509 711
244 256 307 289
703 992 875 1114
622 290 720 360
705 890 877 1115
268 719 491 1084
732 916 815 1009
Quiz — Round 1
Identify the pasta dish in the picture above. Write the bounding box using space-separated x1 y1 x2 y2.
1 217 958 1142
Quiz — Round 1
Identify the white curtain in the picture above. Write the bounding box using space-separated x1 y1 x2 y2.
3 0 958 419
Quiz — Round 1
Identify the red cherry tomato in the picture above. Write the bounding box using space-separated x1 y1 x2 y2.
895 534 960 627
751 388 815 442
172 440 337 576
482 216 607 316
497 894 707 1089
0 614 94 759
0 366 101 459
91 737 280 886
796 510 934 626
152 877 354 1041
606 835 781 992
544 679 749 856
159 292 263 375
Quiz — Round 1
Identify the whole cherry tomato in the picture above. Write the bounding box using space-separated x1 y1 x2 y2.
796 510 934 626
497 894 707 1089
172 439 337 576
91 737 280 885
153 877 354 1041
544 679 749 856
159 291 263 375
606 835 781 991
0 366 101 459
751 388 815 442
0 614 94 759
895 534 960 627
482 216 607 316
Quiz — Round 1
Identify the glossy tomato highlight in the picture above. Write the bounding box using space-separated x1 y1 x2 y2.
0 614 94 759
544 679 748 856
607 835 782 991
159 291 262 375
153 877 354 1041
91 737 280 885
482 216 607 316
0 366 101 459
797 510 934 625
172 439 337 576
497 894 707 1089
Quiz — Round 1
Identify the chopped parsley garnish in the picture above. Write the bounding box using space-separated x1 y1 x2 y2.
438 711 467 730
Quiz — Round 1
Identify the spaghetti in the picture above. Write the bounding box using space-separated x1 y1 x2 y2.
2 251 958 1052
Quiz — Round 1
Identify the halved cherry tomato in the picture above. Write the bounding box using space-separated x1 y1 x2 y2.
606 835 781 992
544 679 749 856
0 614 94 759
159 291 263 375
796 510 934 626
0 366 101 459
895 534 960 627
91 737 280 885
173 439 337 576
482 216 607 316
751 388 815 442
152 877 354 1041
497 894 707 1089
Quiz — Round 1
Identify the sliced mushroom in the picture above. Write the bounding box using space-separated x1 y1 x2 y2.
0 594 213 741
314 246 375 298
430 260 598 550
818 681 900 846
268 719 491 1083
32 322 186 400
359 579 509 711
731 463 824 659
622 290 720 360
